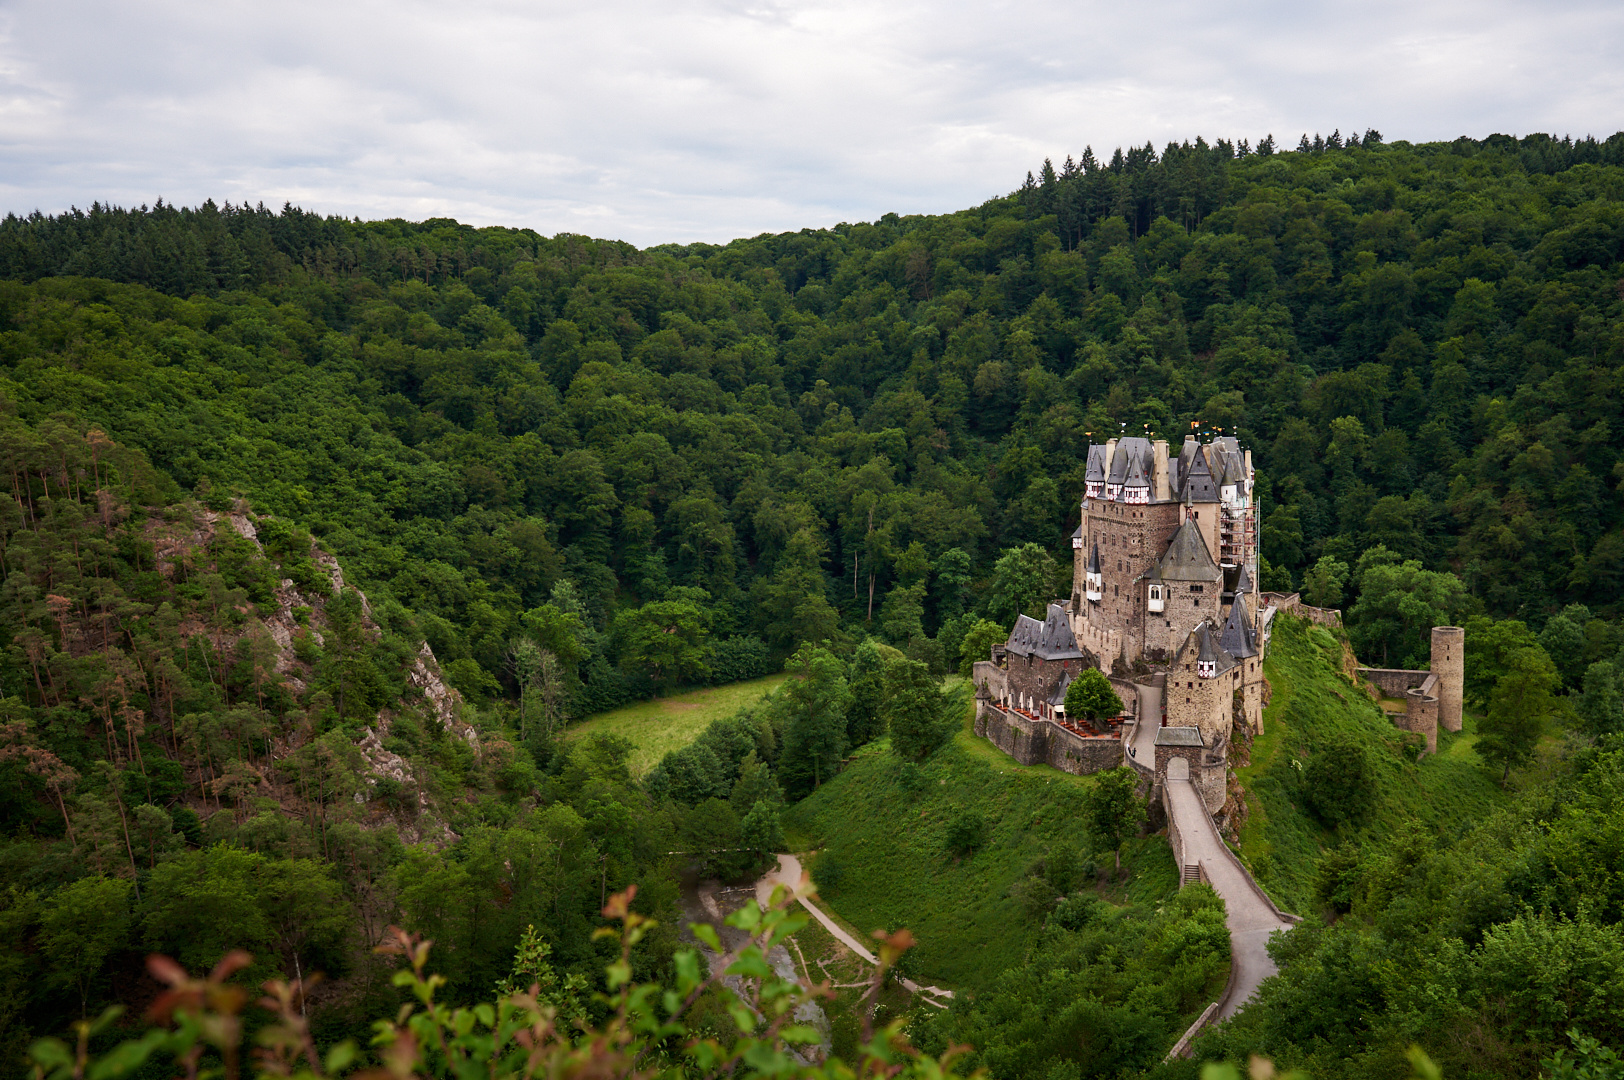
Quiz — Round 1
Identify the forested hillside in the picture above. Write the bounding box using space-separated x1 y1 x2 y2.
6 128 1624 1078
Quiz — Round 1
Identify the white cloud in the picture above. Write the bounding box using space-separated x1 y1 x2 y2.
0 0 1620 244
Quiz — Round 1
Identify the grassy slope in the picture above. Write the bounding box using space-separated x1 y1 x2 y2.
1235 615 1509 912
565 675 788 775
782 706 1178 993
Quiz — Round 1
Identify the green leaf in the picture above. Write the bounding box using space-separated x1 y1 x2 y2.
726 949 773 979
325 1041 358 1074
727 1002 758 1032
675 949 703 993
30 1040 72 1069
780 1024 822 1044
692 923 723 952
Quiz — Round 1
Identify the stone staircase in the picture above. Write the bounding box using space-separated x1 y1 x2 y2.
1181 863 1203 886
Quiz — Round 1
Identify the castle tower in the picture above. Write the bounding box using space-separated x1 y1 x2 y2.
1432 626 1465 732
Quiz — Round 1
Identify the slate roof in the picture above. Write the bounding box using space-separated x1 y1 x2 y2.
1233 562 1253 596
1106 437 1155 485
1220 598 1258 659
1177 436 1201 481
1087 541 1101 575
1178 620 1238 676
1179 444 1219 502
1084 444 1107 483
1150 518 1222 583
1211 437 1247 489
1048 670 1074 707
1155 726 1205 747
1005 603 1085 660
1123 453 1149 492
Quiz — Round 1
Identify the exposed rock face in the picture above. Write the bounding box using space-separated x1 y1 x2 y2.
409 642 477 748
145 500 474 844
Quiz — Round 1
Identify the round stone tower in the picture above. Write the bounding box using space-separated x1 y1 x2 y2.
1432 626 1465 732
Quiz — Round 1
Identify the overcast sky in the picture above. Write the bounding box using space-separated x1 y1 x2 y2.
2 0 1621 246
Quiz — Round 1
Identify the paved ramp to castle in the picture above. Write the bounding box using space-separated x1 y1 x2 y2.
1162 776 1292 1017
1126 717 1292 1021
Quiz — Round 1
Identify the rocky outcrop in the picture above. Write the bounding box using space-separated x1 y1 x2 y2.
145 500 474 841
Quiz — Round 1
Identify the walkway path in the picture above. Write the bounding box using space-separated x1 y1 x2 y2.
1125 701 1161 770
1124 699 1291 1020
756 854 955 1004
1164 777 1292 1017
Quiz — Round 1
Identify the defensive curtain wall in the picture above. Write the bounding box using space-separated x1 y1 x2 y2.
1354 626 1465 755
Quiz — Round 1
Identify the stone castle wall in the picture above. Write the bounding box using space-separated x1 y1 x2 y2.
1358 667 1432 698
1003 653 1086 714
1260 592 1343 630
1078 498 1181 666
1046 724 1125 775
975 702 1123 777
1397 680 1439 754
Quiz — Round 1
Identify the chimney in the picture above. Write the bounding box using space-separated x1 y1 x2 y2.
1244 449 1253 491
1152 440 1171 501
1104 438 1118 482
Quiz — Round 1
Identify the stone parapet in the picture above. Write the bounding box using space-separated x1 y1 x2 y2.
1358 666 1432 698
975 701 1123 777
1259 592 1342 629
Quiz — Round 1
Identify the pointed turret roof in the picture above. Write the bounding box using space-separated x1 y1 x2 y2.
1211 438 1246 489
1150 518 1222 583
1085 444 1107 482
1087 541 1101 575
1233 562 1253 596
1049 669 1074 707
1179 444 1218 502
1178 435 1201 479
1178 619 1238 675
1106 437 1154 485
1122 452 1149 495
1220 597 1258 659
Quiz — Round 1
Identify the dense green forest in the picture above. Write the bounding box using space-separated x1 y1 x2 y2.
6 127 1624 1079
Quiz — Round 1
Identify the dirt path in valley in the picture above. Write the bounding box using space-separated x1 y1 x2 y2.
754 854 954 1006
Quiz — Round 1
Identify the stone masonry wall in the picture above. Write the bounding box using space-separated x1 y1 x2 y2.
1145 578 1223 661
1398 684 1439 754
975 705 1046 765
1079 498 1182 666
976 703 1124 776
1045 725 1124 775
1260 592 1343 629
1359 667 1432 698
1004 654 1085 714
1153 742 1203 788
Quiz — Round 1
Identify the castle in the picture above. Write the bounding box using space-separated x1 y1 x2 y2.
1355 627 1464 753
974 435 1268 814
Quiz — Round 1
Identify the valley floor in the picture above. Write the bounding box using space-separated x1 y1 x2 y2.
564 675 788 775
